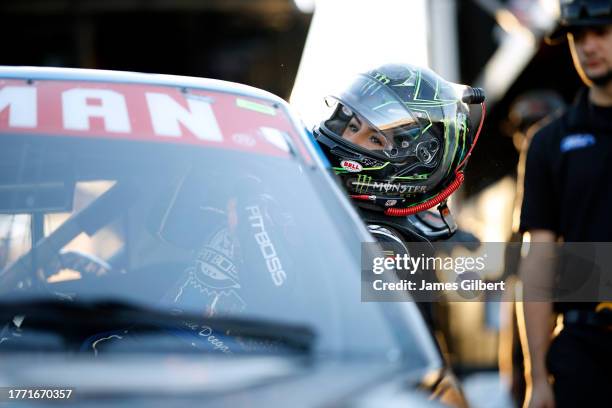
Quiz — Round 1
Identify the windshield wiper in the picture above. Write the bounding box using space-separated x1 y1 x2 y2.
0 299 316 353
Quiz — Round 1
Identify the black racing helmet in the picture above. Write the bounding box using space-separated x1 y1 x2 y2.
548 0 612 42
314 63 485 216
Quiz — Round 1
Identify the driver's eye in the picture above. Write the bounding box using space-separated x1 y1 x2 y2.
348 123 359 133
369 135 384 147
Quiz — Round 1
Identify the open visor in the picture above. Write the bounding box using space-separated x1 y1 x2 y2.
323 74 468 165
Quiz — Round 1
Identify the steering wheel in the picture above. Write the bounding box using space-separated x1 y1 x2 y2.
45 250 114 281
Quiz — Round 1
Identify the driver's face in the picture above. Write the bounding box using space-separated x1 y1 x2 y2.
341 115 388 151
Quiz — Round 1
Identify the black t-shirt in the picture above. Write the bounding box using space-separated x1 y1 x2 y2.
520 89 612 312
521 89 612 240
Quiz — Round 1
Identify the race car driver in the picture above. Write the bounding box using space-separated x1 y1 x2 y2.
313 63 486 326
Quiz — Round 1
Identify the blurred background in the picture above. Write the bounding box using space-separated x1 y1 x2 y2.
0 0 586 406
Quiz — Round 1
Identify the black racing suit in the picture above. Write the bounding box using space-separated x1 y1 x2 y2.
358 207 461 344
520 88 612 407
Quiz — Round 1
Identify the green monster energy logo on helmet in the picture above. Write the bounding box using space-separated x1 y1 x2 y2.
373 73 390 85
355 175 427 195
356 175 373 193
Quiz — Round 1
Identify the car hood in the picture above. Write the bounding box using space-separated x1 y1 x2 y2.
0 353 440 407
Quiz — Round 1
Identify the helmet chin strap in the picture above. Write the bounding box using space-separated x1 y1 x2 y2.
381 101 486 217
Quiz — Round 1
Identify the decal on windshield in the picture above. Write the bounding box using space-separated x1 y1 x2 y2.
0 79 308 160
236 98 277 116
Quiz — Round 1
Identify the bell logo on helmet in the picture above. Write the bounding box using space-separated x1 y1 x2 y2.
340 160 363 172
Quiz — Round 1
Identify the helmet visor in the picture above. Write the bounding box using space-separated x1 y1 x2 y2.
324 74 462 165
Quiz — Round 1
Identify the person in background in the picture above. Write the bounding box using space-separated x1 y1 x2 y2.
497 90 565 407
519 1 612 407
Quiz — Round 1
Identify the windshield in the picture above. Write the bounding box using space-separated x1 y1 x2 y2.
0 80 409 358
0 135 400 355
